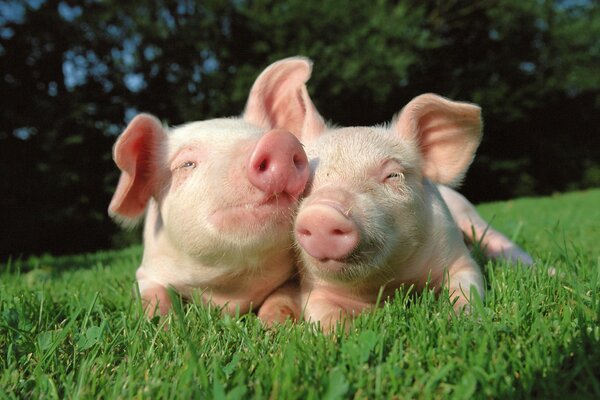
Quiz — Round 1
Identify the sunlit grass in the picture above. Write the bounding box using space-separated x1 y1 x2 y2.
1 190 599 398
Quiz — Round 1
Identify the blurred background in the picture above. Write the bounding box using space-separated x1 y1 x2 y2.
1 0 599 260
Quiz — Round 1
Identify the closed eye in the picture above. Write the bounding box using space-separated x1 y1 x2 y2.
383 171 406 188
380 158 405 183
179 161 196 170
170 146 203 172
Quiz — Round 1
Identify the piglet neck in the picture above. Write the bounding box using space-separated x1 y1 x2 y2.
202 248 296 311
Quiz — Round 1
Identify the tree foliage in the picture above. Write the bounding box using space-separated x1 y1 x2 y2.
1 0 598 258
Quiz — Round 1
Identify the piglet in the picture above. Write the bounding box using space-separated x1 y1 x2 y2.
256 58 534 329
108 58 317 317
293 93 485 331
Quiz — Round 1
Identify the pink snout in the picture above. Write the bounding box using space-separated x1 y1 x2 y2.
295 203 360 261
247 129 309 199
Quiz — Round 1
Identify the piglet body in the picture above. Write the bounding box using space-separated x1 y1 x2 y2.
294 95 485 331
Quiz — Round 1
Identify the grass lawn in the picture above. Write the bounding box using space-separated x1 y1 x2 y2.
1 189 599 399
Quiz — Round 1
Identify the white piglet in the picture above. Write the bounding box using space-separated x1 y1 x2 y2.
257 58 532 330
108 59 316 318
263 92 487 332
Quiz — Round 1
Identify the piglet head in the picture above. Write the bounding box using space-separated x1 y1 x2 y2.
109 115 308 261
108 57 325 263
295 94 482 285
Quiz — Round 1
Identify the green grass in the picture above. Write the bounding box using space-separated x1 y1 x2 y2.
2 189 599 399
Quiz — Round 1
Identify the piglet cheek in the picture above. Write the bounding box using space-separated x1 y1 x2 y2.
158 174 212 244
168 169 192 191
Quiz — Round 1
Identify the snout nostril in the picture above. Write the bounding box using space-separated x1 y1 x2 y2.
293 154 305 169
298 228 312 237
258 159 268 172
332 229 345 235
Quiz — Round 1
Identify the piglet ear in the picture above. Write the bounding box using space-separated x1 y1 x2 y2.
108 114 165 224
243 56 327 143
392 93 482 186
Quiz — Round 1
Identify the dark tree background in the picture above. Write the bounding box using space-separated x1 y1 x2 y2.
1 0 599 260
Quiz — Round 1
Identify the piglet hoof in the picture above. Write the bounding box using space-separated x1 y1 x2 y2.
318 311 352 336
140 286 173 322
495 245 534 266
257 304 297 329
449 297 473 318
480 238 533 266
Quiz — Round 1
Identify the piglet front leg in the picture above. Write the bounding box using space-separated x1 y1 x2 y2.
440 253 485 314
301 287 375 334
140 285 172 318
305 299 351 334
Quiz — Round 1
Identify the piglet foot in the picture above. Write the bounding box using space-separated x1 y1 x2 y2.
141 285 173 318
481 233 534 266
316 310 352 335
258 302 298 328
258 281 301 328
450 296 473 317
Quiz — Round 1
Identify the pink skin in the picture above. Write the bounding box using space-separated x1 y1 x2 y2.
295 201 360 263
256 280 302 327
248 128 309 200
207 129 308 232
141 285 173 317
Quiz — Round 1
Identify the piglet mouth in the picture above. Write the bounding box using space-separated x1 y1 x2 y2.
208 192 299 231
256 192 296 208
299 238 381 276
302 253 370 284
306 249 367 269
309 257 351 273
227 192 297 211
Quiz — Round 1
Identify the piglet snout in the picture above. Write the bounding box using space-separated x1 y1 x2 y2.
295 203 360 261
248 129 309 198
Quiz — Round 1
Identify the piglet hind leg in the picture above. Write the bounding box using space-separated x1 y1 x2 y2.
438 185 534 266
257 280 302 328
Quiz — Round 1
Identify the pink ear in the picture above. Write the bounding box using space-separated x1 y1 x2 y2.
393 93 482 186
243 57 327 143
108 114 164 222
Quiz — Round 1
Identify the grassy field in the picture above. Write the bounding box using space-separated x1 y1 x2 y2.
1 189 599 399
